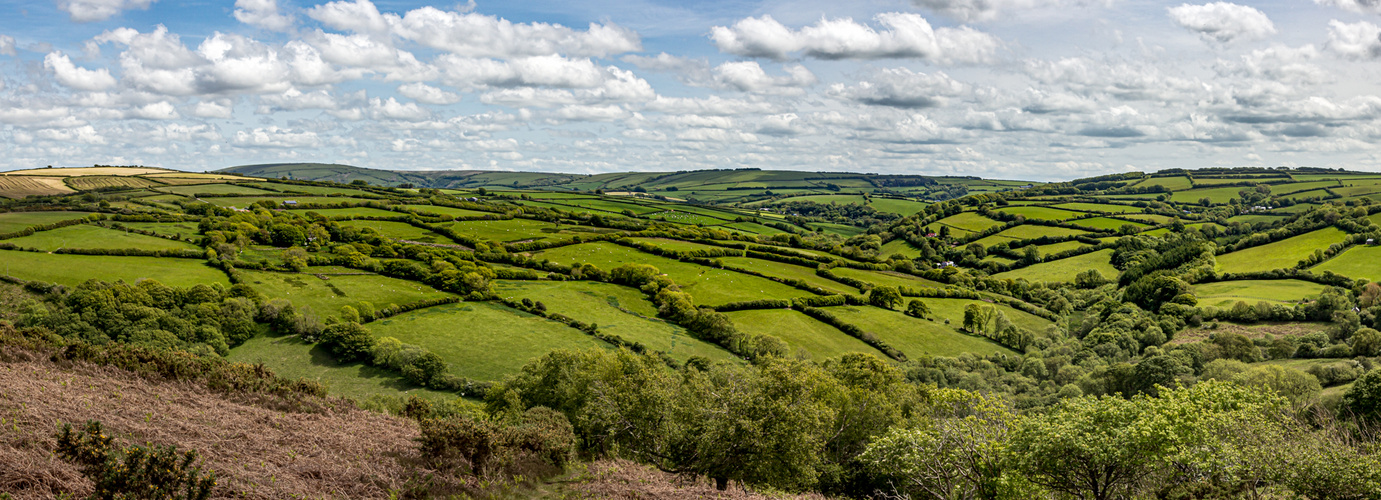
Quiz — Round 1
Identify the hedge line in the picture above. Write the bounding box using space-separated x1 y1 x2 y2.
798 306 907 362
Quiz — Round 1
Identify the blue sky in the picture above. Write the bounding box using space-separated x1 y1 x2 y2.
1 0 1380 180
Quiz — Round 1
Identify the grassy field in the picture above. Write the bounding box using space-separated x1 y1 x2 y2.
5 224 199 252
1312 244 1381 281
0 176 76 197
240 269 452 317
4 166 174 176
1053 202 1143 214
724 309 884 360
807 222 866 237
438 218 567 243
926 297 1053 334
825 305 1014 357
0 211 92 233
719 256 855 295
492 280 735 363
228 330 456 401
932 212 1003 236
879 239 924 258
288 207 401 218
996 206 1080 221
158 183 279 196
627 237 736 255
0 250 228 287
1068 217 1148 231
994 249 1119 283
1169 186 1243 204
369 301 611 381
1030 240 1091 255
1135 176 1192 191
203 196 376 208
535 242 807 305
1216 227 1348 274
830 267 945 290
868 198 929 215
972 225 1089 246
1193 280 1327 308
109 221 200 239
339 220 456 244
403 205 495 217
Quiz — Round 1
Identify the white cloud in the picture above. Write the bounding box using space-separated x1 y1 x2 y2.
37 125 107 144
1315 0 1381 14
233 126 321 148
712 61 816 94
306 0 391 34
368 97 430 121
398 82 461 104
193 98 234 118
44 52 118 91
554 104 628 122
1326 20 1381 59
235 0 294 31
480 87 576 108
644 96 779 116
58 0 155 22
910 0 1084 22
1167 3 1276 44
0 35 15 56
827 68 966 108
710 13 1000 63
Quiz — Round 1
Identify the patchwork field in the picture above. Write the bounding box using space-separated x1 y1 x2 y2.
932 212 1003 236
993 249 1119 283
995 206 1079 221
157 183 280 196
66 176 163 190
0 211 92 233
1193 280 1327 308
5 224 199 252
240 269 453 317
0 176 76 197
826 305 1014 357
1216 227 1349 274
339 220 456 244
830 266 945 290
535 242 808 305
439 218 567 243
1068 217 1148 231
724 308 884 360
1312 244 1381 281
0 250 228 287
719 256 855 295
228 331 456 400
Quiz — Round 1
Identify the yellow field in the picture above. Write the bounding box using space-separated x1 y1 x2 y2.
3 166 176 176
0 176 77 198
144 172 262 181
65 176 163 190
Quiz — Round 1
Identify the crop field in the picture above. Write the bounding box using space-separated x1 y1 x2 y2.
1311 244 1381 281
491 280 734 363
719 256 855 295
829 266 945 290
1053 202 1143 214
724 309 884 360
369 301 610 381
996 206 1079 221
1216 227 1348 274
535 242 806 305
5 224 199 252
1069 217 1148 231
65 176 162 191
338 220 455 244
439 218 566 243
3 166 175 176
932 212 1003 236
825 306 1014 357
157 183 279 196
240 269 453 318
228 330 456 401
0 211 92 233
0 250 228 287
403 205 495 217
993 248 1119 283
1193 280 1327 308
0 176 77 197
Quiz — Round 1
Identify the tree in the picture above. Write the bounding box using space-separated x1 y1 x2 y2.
1344 370 1381 421
1353 327 1381 356
281 247 308 271
868 286 903 310
962 304 996 334
861 389 1015 500
1232 365 1321 408
905 299 930 318
320 322 375 361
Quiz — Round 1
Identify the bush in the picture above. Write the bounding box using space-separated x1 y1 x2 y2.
417 407 575 477
320 322 375 361
55 420 216 500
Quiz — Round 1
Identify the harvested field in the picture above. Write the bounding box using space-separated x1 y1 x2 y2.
4 167 175 176
63 176 161 191
0 177 76 198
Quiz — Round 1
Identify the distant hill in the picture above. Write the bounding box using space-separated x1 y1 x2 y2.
218 163 587 189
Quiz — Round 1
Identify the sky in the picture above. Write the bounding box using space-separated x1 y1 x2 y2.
0 0 1380 180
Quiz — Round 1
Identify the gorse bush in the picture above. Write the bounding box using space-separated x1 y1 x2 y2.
55 420 217 500
418 407 575 477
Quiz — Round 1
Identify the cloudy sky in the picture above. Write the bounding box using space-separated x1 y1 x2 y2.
0 0 1379 180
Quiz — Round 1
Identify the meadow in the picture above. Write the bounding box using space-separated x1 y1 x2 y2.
1216 227 1349 274
0 250 228 287
535 242 808 305
1068 217 1147 231
825 305 1014 357
0 211 92 233
719 256 857 295
228 330 457 401
1312 244 1381 282
932 212 1003 236
1193 280 1327 308
993 249 1119 283
5 224 199 252
971 225 1089 246
368 301 610 381
438 218 567 243
829 266 945 290
157 183 279 196
995 206 1080 221
239 269 453 317
338 220 456 244
1053 202 1143 214
403 205 496 217
724 308 885 360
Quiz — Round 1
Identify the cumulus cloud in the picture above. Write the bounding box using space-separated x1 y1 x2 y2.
0 35 15 56
368 97 430 121
1315 0 1381 14
710 13 1000 63
44 52 118 91
58 0 155 22
1168 3 1276 44
193 98 235 118
909 0 1085 22
233 126 321 148
1326 20 1381 59
398 82 461 104
712 62 816 94
235 0 294 31
827 68 966 108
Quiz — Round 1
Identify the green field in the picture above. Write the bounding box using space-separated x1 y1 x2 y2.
0 211 93 233
492 280 734 363
1135 176 1193 191
228 330 456 401
1216 227 1348 274
535 242 807 306
158 183 279 196
339 220 456 244
826 305 1014 357
868 198 930 215
289 207 401 218
719 256 854 295
369 301 611 381
1068 217 1148 231
5 224 199 252
1030 240 1091 255
111 221 200 239
879 239 924 258
1312 244 1381 281
1169 186 1243 204
807 222 866 237
996 206 1080 221
932 212 1003 236
240 269 453 317
1194 280 1327 308
440 218 567 243
830 267 944 290
994 249 1119 283
204 196 376 208
972 225 1089 246
724 308 884 360
0 250 228 287
404 205 496 217
1052 202 1142 214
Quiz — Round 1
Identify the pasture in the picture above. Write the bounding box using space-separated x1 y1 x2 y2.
825 305 1014 357
1168 186 1243 204
932 212 1003 236
491 280 735 363
1312 244 1381 281
724 308 885 360
995 206 1079 221
879 239 924 258
440 218 567 243
109 221 200 239
158 183 279 196
719 256 856 295
1068 217 1148 231
228 331 456 400
369 301 611 381
0 250 228 287
5 224 199 252
807 222 866 237
1193 280 1326 308
240 270 453 317
403 205 496 217
971 225 1089 246
993 249 1119 283
289 207 401 218
1216 227 1348 274
534 242 807 306
829 267 945 290
1053 202 1143 214
1134 176 1193 191
339 220 455 244
0 211 92 233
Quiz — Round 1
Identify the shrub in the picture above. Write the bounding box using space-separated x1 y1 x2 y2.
55 420 216 500
320 322 375 361
417 407 575 477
